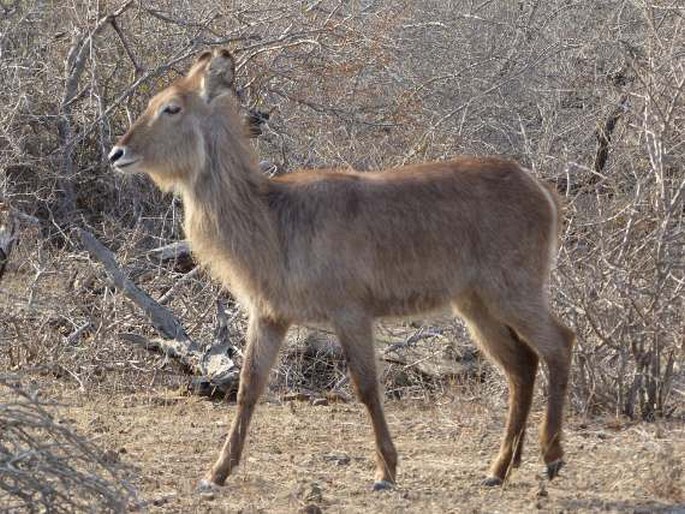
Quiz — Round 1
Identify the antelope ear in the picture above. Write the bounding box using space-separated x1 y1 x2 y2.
187 50 213 78
200 49 236 102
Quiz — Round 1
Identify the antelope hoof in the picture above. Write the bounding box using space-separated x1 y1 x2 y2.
372 480 394 492
197 478 222 494
545 459 564 480
481 476 503 487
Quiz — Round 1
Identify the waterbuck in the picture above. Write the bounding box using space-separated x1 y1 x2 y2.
109 49 575 490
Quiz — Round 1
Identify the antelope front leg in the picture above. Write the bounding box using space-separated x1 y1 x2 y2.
200 315 288 488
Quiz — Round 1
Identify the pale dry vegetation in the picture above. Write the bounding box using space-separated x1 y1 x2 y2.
0 376 136 512
1 1 683 512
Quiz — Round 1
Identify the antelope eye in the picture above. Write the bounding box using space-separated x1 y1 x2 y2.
162 104 182 115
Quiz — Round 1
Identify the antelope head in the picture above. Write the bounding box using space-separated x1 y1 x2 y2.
108 49 237 191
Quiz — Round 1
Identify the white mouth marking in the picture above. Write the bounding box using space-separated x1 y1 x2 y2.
114 159 140 170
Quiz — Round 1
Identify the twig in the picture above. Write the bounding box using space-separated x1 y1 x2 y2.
158 267 200 305
110 17 143 76
66 322 93 345
593 94 629 180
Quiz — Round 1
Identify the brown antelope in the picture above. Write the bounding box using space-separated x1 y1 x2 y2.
109 49 575 490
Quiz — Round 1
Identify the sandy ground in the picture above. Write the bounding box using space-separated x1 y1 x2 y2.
42 389 684 513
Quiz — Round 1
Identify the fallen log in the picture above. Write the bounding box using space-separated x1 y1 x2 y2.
78 228 239 396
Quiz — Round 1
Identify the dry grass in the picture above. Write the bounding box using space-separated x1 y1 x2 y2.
11 384 682 513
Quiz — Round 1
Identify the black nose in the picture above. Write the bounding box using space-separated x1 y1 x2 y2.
109 147 123 163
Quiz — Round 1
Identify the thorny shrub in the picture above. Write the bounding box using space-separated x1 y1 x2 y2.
0 376 137 512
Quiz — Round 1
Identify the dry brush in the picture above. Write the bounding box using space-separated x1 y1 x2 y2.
0 0 682 422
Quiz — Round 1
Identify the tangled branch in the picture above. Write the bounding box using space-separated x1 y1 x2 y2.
0 377 137 512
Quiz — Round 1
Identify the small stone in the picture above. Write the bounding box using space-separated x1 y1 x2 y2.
299 505 322 514
282 392 312 402
304 482 323 503
323 453 350 466
102 449 119 464
152 493 177 506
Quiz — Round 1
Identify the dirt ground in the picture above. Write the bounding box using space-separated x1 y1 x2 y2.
37 387 682 514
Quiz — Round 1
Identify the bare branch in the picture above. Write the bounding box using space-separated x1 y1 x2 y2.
78 228 190 343
78 228 239 395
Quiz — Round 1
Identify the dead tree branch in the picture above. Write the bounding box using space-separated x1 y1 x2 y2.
79 228 190 343
78 228 239 395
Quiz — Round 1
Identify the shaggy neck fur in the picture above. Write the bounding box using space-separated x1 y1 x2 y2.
179 96 283 314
